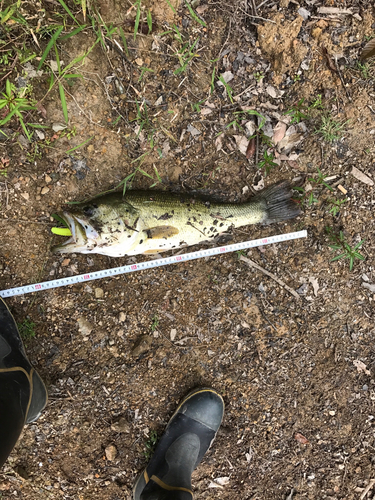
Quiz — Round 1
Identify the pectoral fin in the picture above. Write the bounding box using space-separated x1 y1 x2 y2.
145 226 179 239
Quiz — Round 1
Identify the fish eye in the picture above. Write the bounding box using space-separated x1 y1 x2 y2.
83 205 95 216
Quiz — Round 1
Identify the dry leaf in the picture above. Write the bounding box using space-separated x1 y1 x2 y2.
272 121 287 145
277 133 304 154
294 432 309 445
234 135 249 155
353 359 371 375
246 137 256 158
360 38 375 61
309 277 319 297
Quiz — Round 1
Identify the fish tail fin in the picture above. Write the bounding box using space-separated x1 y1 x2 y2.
256 181 300 224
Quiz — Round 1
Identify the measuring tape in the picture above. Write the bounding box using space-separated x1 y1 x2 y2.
0 230 307 298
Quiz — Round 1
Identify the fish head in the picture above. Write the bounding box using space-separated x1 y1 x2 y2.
51 196 141 255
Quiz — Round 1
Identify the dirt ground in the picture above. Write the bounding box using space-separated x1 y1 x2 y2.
1 0 375 498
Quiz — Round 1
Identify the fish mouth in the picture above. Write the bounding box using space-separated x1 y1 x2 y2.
51 212 89 254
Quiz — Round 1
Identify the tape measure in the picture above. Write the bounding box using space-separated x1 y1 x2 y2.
0 230 307 298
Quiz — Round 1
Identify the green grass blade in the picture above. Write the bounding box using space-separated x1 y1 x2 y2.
165 0 177 14
331 253 346 262
57 0 81 26
58 83 69 123
38 26 64 70
65 135 94 154
134 0 141 41
354 239 365 250
118 27 129 56
59 25 87 41
147 9 152 33
185 0 206 26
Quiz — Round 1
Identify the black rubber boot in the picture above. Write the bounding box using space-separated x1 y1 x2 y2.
133 388 224 500
0 298 47 467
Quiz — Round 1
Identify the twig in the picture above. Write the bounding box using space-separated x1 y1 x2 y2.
334 56 352 102
250 0 257 16
360 479 375 500
239 255 301 301
255 131 259 167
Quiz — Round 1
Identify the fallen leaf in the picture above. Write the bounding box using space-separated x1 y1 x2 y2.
309 277 319 297
234 135 249 155
351 166 374 186
246 137 256 158
294 432 309 445
360 38 375 62
196 4 208 14
36 101 47 119
272 121 287 145
277 133 304 154
215 135 223 152
320 46 338 74
214 477 230 486
353 359 371 376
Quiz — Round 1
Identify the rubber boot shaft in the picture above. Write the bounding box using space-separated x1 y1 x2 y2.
0 298 47 467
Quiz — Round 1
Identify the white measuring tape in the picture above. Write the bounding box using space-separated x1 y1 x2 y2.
0 230 307 298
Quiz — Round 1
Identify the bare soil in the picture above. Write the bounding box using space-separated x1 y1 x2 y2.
1 1 375 499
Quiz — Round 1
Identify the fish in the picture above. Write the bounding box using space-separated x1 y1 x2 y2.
51 180 300 257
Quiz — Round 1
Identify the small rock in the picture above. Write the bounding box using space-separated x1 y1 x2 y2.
105 444 117 461
77 317 93 336
95 287 104 299
111 417 130 433
35 129 45 140
170 328 177 341
187 124 201 137
18 134 30 149
52 123 67 132
21 192 29 201
350 166 374 186
131 335 152 358
45 175 52 183
61 258 70 267
119 312 126 322
298 7 310 20
41 186 50 195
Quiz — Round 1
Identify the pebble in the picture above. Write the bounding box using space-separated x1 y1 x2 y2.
41 186 50 195
131 335 152 358
45 175 52 183
111 417 130 433
21 192 29 200
95 287 104 299
105 444 117 461
77 317 93 336
119 312 126 322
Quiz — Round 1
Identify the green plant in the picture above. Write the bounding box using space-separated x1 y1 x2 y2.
236 249 247 259
314 116 349 143
326 227 365 271
185 0 206 26
117 163 162 194
218 75 233 103
258 150 277 176
18 319 36 340
0 79 36 140
357 61 371 79
254 71 264 82
144 430 158 459
292 187 318 208
150 314 159 332
308 167 333 191
328 197 347 216
286 98 309 124
292 74 301 82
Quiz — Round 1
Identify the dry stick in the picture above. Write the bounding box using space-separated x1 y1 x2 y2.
250 0 257 16
239 255 301 301
360 479 375 500
334 56 352 102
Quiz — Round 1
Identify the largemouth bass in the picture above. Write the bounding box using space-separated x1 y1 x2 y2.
52 181 300 257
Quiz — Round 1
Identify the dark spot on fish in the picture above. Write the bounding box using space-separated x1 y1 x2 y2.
83 206 95 216
118 222 121 225
139 239 144 244
192 216 197 223
213 219 218 225
210 227 214 232
128 235 131 238
158 212 173 221
199 221 203 226
220 223 224 227
171 210 175 215
146 229 152 239
204 201 211 208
